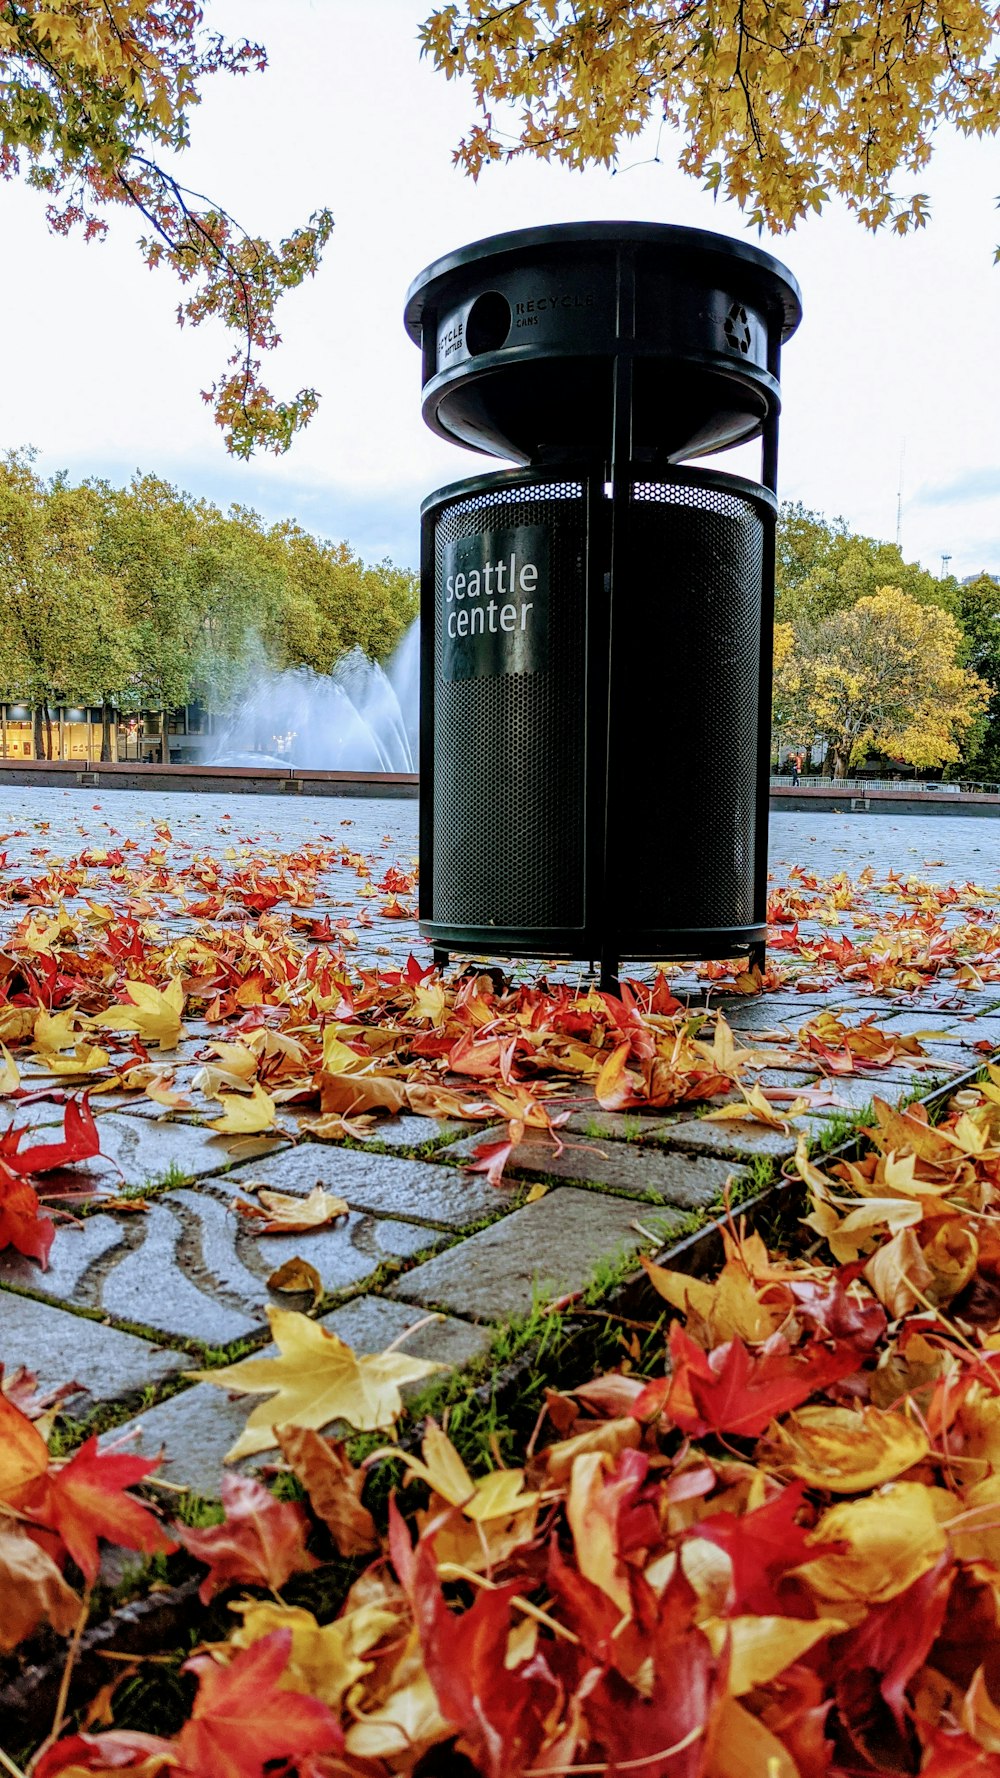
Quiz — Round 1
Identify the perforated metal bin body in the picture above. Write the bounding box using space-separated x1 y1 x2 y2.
419 463 776 965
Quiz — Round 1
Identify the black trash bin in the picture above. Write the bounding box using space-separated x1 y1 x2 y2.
404 222 801 985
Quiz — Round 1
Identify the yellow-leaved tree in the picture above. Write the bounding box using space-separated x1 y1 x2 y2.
783 586 988 779
0 3 332 455
772 618 812 761
421 1 999 242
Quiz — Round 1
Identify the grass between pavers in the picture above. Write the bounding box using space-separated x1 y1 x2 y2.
16 1063 969 1452
28 1193 547 1461
74 1161 197 1215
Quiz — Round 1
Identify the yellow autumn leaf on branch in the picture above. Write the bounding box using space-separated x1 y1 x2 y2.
420 0 1000 255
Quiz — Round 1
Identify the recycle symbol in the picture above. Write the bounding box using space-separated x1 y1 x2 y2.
724 302 752 354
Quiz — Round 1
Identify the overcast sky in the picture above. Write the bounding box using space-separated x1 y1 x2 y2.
2 0 998 579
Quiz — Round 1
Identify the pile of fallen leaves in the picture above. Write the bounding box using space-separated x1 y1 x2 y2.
9 1070 1000 1772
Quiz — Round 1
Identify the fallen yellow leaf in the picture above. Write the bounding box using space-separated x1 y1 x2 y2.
229 1599 396 1713
702 1083 808 1129
237 1184 348 1232
796 1481 947 1604
0 1044 20 1095
190 1306 446 1459
100 975 185 1050
759 1404 929 1492
208 1080 277 1134
266 1257 324 1305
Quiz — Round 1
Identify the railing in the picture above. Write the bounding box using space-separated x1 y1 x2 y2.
771 776 1000 794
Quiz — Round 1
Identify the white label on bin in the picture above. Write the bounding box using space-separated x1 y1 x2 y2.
440 525 549 681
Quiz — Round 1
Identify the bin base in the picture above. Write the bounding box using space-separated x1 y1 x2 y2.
420 921 767 979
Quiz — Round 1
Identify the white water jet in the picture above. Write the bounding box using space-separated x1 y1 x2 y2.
210 620 419 773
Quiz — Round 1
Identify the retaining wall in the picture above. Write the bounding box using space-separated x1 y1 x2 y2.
0 760 419 799
2 762 997 816
769 785 1000 818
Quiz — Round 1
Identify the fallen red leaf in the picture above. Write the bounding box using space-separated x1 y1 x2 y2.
31 1729 174 1775
831 1551 953 1730
1 1094 100 1175
466 1133 517 1187
583 1561 727 1778
21 1436 175 1585
698 1482 837 1616
175 1628 343 1778
0 1162 54 1266
412 1536 560 1778
174 1472 319 1604
666 1322 860 1439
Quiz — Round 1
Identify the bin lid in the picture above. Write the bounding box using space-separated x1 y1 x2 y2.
404 220 802 342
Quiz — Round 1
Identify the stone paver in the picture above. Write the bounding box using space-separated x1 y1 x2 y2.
223 1141 518 1228
804 1074 916 1114
663 1118 803 1163
0 1289 184 1413
2 1184 449 1348
389 1186 689 1323
910 1043 983 1076
441 1127 739 1208
345 1113 469 1153
877 1012 975 1040
0 1214 129 1303
105 1296 491 1495
28 1111 288 1198
720 998 855 1033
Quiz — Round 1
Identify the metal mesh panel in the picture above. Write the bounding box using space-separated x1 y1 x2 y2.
432 480 587 929
608 478 766 931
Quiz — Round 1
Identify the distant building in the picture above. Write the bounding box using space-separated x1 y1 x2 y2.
0 704 209 764
962 571 999 585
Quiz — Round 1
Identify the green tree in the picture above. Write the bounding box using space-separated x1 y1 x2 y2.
97 478 289 738
269 523 418 674
0 3 331 455
776 503 952 626
954 574 1000 780
0 458 420 753
771 618 811 759
0 452 136 757
422 1 1000 244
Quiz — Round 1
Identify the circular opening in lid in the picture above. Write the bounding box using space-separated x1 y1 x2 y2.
465 290 512 356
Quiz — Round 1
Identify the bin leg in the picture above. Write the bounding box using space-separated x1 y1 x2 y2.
749 940 766 973
433 947 450 973
599 950 621 997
